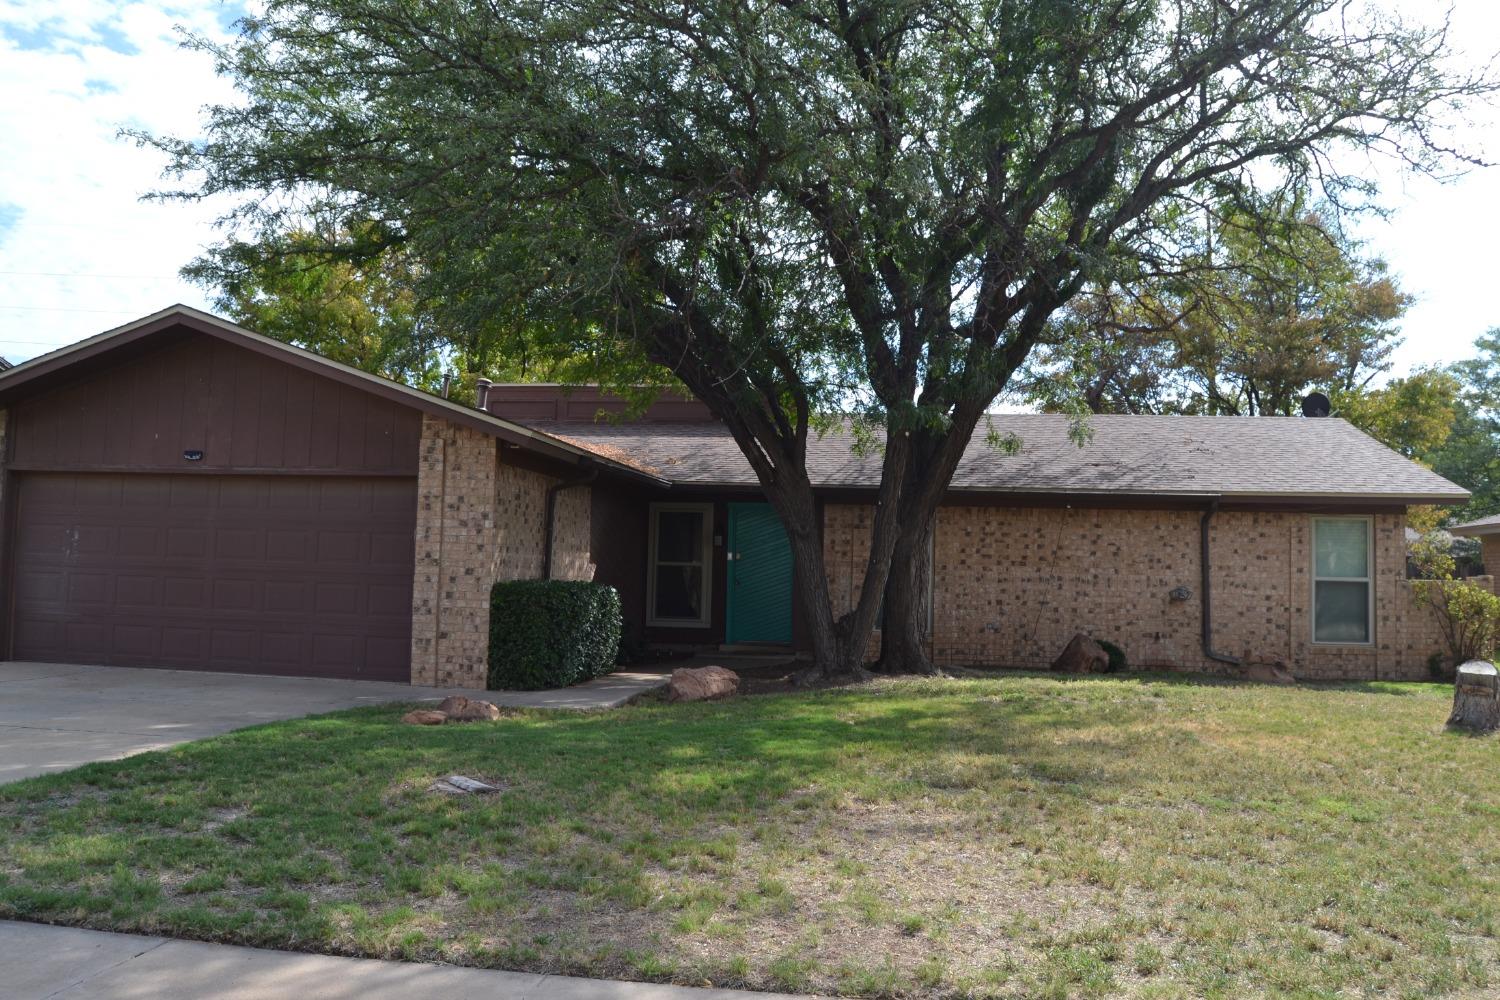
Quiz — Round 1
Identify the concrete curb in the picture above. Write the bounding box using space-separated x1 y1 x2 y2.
1 920 808 1000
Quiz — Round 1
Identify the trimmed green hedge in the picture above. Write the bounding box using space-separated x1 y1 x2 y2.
488 580 623 690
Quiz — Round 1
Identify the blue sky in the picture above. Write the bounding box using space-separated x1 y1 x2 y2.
0 0 1496 378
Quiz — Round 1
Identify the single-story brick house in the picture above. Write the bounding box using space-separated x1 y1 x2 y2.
0 305 1471 685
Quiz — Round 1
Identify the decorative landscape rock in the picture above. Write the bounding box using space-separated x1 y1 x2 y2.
402 709 448 725
437 695 503 722
1448 660 1500 733
667 665 740 702
1051 633 1110 674
1243 660 1296 685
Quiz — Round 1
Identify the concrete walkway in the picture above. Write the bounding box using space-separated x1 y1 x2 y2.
0 662 666 784
1 920 802 1000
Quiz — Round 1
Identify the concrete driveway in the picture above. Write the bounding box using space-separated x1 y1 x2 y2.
0 662 668 785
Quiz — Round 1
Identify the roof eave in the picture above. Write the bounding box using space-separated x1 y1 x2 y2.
661 479 1468 505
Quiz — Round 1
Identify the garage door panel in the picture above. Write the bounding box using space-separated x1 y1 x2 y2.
370 532 413 567
12 473 415 680
16 569 64 603
261 632 307 666
264 580 308 613
161 627 206 661
67 572 110 605
112 624 160 657
215 528 262 560
115 575 161 608
119 477 172 507
167 527 210 559
212 578 260 613
118 525 163 558
365 636 409 675
316 531 364 564
162 577 208 610
13 616 60 651
210 628 259 666
168 477 214 506
73 476 120 506
266 530 309 561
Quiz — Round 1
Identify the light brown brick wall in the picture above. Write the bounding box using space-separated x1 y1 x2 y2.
411 415 501 688
549 485 595 582
1482 536 1500 576
410 415 598 688
824 503 1461 681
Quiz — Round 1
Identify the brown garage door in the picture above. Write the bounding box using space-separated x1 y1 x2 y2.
10 473 415 680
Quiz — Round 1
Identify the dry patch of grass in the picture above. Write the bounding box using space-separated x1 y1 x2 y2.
2 673 1498 998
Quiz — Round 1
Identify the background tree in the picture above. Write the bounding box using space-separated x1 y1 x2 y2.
1330 369 1461 459
142 0 1489 679
1425 331 1500 522
192 227 446 390
192 226 650 398
1016 195 1412 416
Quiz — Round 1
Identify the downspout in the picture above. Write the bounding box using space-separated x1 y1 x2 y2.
1200 498 1242 666
542 462 599 580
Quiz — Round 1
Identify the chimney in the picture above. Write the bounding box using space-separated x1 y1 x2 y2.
475 378 492 412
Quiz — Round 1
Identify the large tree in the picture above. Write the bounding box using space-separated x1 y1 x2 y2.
1427 331 1500 522
1015 195 1412 416
143 0 1488 679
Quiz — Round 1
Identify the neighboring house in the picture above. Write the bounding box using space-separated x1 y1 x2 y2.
0 305 1471 686
1450 515 1500 574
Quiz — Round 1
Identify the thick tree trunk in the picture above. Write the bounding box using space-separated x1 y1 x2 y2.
765 434 913 685
872 410 985 676
874 512 937 675
1448 660 1500 733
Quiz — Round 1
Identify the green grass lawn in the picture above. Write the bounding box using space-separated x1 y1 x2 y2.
2 674 1497 999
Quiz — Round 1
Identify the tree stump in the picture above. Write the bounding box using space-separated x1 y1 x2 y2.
1447 660 1500 733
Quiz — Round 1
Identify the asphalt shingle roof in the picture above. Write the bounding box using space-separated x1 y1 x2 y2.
534 414 1468 501
1452 513 1500 535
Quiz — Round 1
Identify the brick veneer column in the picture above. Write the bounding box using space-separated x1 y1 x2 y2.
411 415 499 688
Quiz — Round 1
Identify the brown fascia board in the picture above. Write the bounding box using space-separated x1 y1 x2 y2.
806 485 1460 510
0 304 669 487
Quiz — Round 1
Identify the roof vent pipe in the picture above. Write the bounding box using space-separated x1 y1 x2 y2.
441 372 453 399
475 378 492 412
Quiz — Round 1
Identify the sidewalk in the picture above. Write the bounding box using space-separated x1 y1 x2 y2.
1 920 805 1000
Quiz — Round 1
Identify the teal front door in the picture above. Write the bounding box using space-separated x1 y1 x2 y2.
726 503 793 644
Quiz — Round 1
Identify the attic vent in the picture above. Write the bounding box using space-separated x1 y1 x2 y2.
1301 392 1331 418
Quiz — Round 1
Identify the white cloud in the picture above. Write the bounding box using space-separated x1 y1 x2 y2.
0 0 241 361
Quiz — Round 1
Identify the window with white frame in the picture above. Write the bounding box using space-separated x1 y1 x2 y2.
647 503 713 627
1312 517 1373 644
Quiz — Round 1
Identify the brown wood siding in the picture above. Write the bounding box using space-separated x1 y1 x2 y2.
11 473 415 680
10 336 420 476
590 482 649 646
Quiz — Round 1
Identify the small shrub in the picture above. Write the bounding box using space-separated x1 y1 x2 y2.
1412 529 1500 678
1097 639 1128 673
488 579 622 690
1415 578 1500 678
